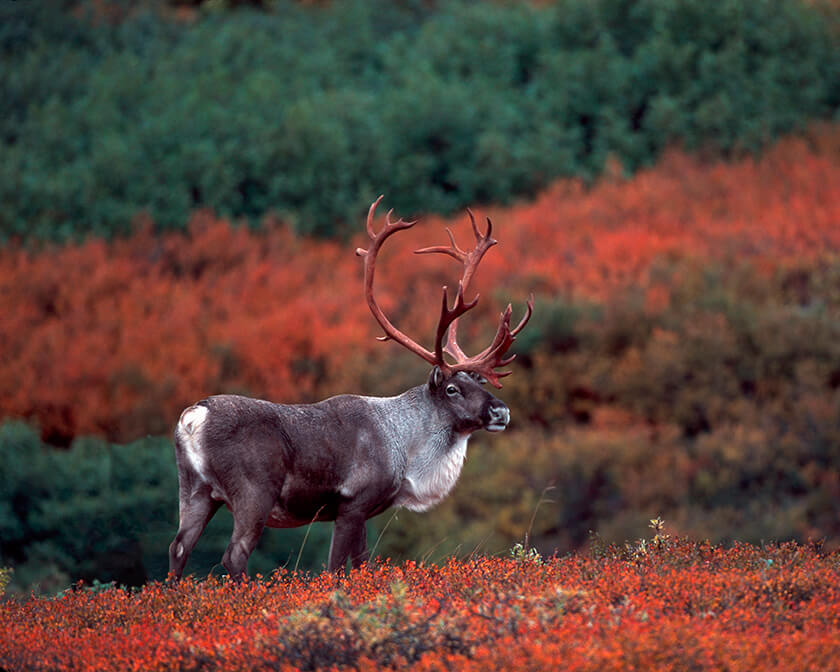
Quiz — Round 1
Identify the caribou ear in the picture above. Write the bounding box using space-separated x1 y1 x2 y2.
428 365 445 391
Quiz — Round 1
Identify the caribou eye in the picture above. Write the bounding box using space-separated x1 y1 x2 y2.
445 384 459 397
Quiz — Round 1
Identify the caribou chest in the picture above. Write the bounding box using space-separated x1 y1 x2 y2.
395 433 470 512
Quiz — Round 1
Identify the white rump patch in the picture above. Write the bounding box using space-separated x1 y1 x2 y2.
177 404 210 481
397 434 470 512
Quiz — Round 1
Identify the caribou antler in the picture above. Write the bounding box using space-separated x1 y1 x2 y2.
356 196 533 387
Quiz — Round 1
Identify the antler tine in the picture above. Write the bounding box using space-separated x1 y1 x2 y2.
472 304 516 363
414 228 466 261
433 282 479 365
357 195 416 254
447 295 534 388
510 293 535 336
364 195 383 239
468 208 493 245
458 210 496 291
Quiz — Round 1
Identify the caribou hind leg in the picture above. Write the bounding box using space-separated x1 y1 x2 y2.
168 483 221 579
170 403 223 579
221 490 274 579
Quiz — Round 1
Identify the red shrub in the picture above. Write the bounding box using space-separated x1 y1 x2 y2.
1 541 839 671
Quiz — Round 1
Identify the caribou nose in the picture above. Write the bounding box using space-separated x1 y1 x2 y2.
486 404 510 431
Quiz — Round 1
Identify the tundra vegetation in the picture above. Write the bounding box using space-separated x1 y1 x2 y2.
2 534 840 671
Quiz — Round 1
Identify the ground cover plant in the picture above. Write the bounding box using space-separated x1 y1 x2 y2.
2 535 839 671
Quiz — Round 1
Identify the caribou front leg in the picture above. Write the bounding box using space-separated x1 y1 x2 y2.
328 510 368 572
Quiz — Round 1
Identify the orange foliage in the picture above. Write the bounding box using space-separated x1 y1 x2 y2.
1 127 839 442
2 541 840 671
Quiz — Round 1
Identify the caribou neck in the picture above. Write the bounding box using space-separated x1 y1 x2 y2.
380 384 472 512
373 384 465 457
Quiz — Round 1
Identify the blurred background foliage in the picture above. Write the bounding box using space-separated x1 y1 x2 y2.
1 0 838 240
1 0 840 592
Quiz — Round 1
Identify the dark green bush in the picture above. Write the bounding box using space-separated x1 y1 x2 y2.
1 0 838 240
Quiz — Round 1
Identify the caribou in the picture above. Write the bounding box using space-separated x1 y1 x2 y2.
168 196 533 578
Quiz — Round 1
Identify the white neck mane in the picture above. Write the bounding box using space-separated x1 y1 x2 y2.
395 432 470 512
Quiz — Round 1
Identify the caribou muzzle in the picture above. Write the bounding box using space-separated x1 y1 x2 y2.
485 401 510 432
